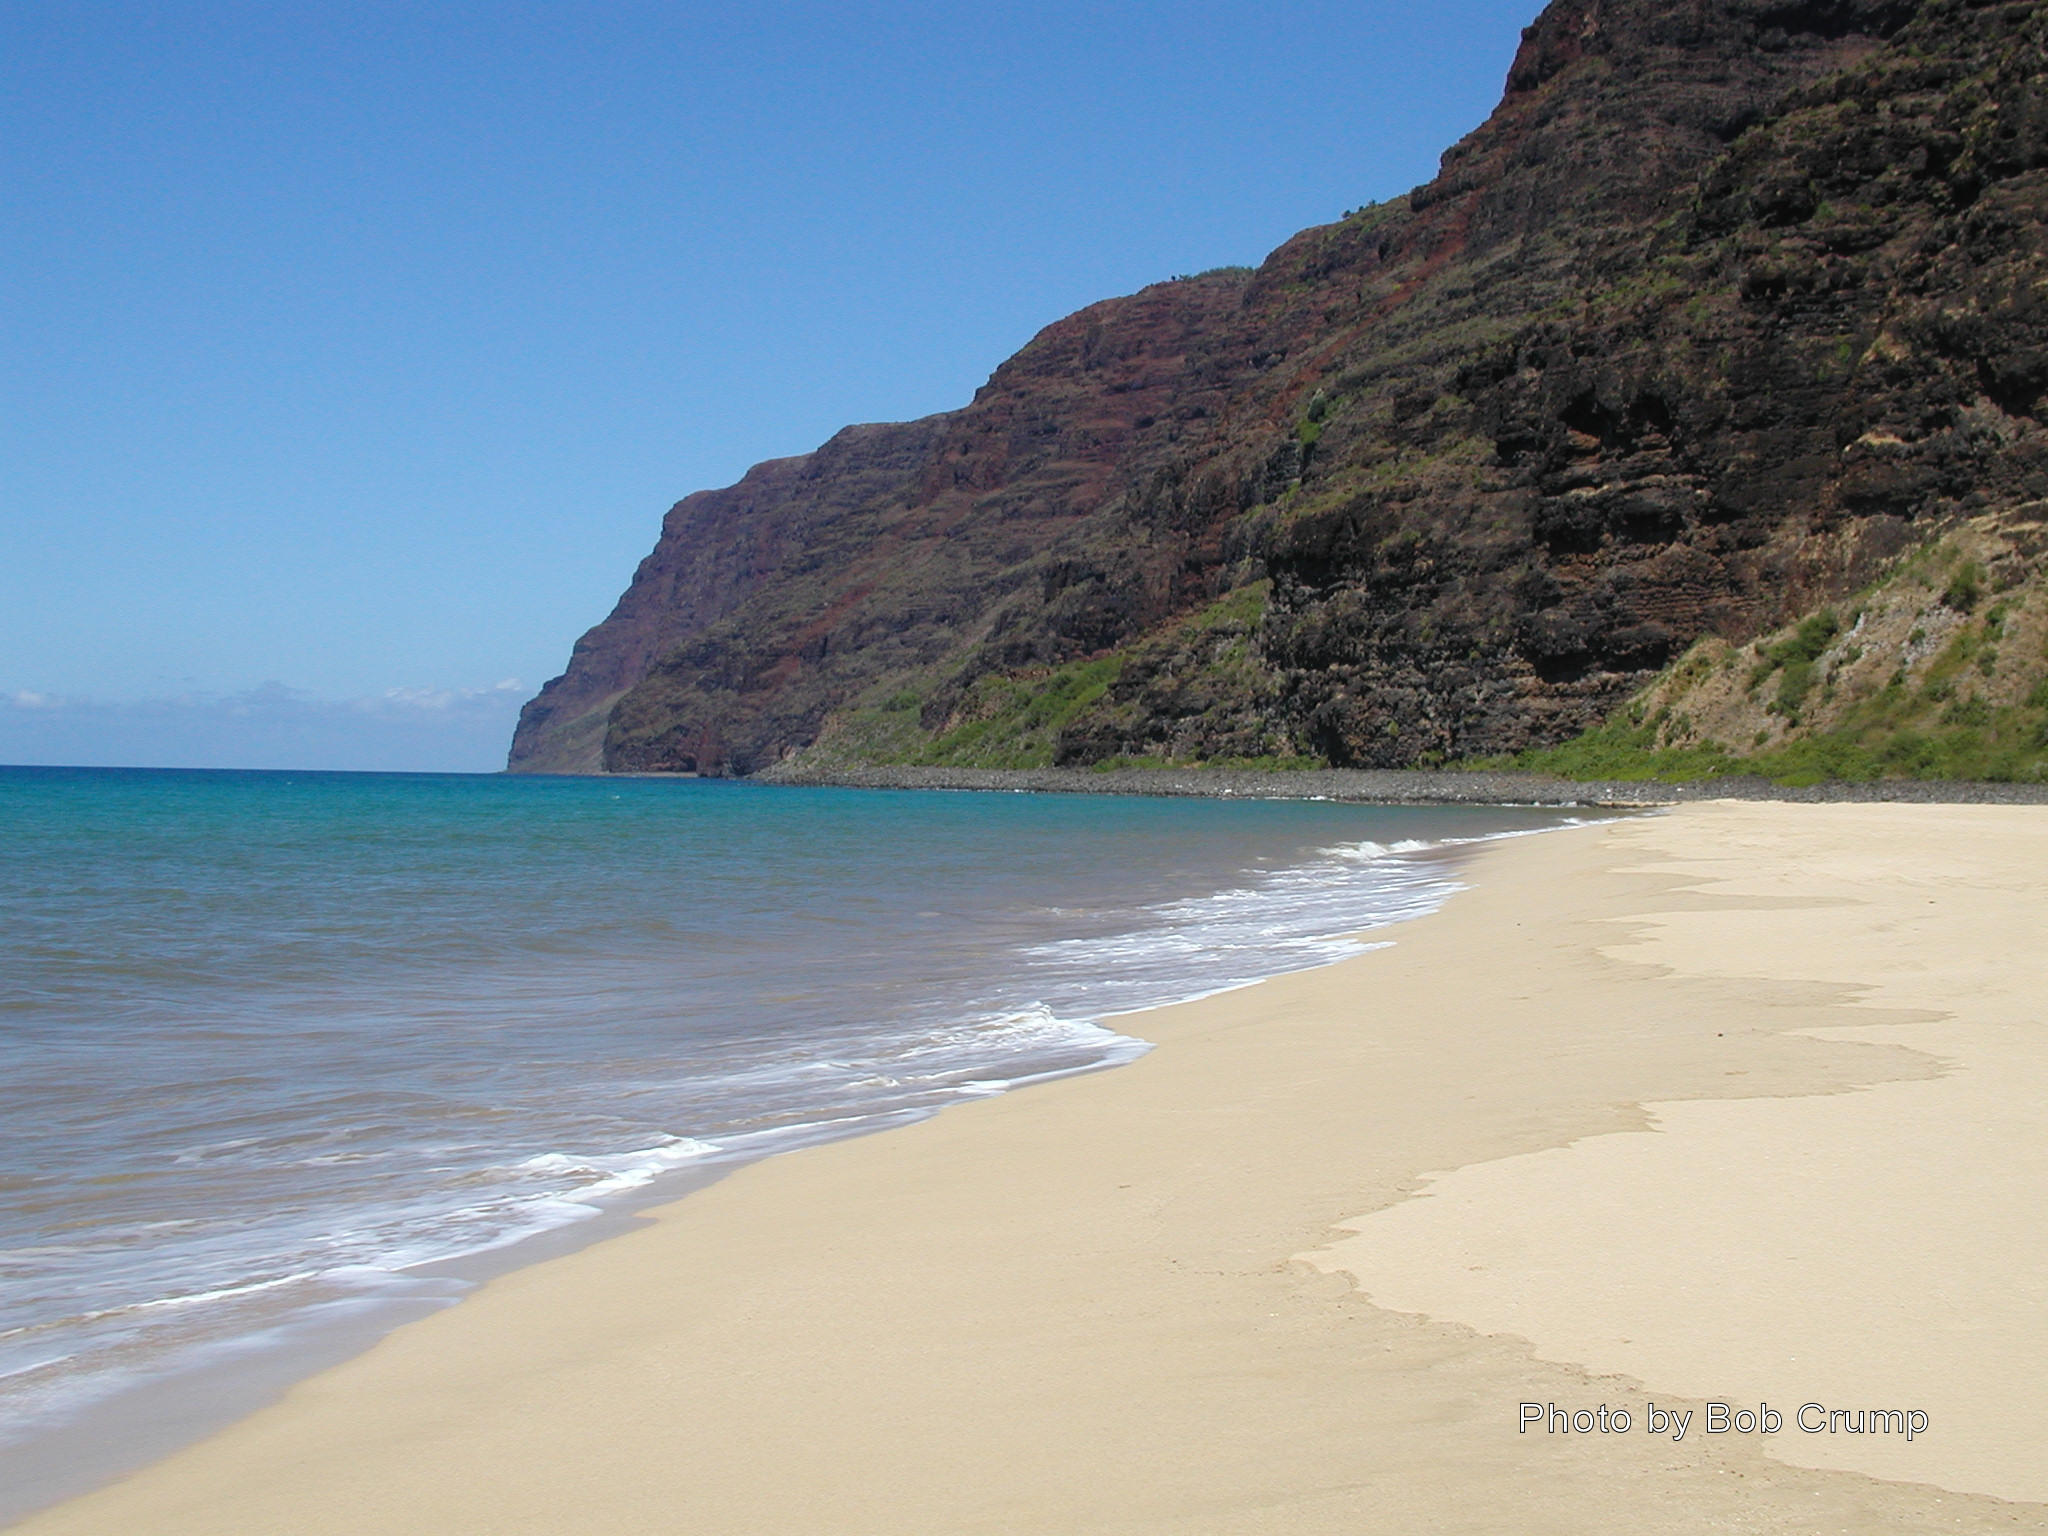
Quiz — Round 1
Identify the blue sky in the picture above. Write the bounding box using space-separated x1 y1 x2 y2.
1 0 1542 771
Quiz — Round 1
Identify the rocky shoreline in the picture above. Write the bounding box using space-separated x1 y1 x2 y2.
749 762 2048 808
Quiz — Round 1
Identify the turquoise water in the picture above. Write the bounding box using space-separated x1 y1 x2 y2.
0 766 1580 1505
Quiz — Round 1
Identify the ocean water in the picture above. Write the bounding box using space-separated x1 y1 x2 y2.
0 766 1585 1511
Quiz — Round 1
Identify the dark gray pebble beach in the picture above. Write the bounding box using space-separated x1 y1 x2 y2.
751 763 2048 807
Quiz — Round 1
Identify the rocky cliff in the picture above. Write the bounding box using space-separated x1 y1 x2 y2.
510 0 2048 778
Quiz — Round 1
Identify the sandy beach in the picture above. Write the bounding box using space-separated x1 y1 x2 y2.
15 801 2048 1534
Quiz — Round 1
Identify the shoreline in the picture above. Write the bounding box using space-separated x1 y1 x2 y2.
0 805 1546 1529
757 760 2048 806
17 803 2048 1532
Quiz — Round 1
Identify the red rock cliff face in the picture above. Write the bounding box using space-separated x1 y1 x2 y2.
512 273 1258 771
511 0 2048 775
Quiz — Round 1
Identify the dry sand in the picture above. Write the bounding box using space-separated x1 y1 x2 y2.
1307 802 2048 1504
14 802 2048 1534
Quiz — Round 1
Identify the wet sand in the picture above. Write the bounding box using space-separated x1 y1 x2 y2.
16 802 2048 1533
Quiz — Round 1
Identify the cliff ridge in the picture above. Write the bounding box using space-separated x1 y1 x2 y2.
512 0 2048 782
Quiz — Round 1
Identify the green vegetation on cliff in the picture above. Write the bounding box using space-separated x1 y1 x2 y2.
803 582 1293 770
1492 519 2048 785
895 655 1124 770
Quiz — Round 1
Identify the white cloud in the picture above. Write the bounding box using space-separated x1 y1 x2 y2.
0 680 531 772
373 680 526 713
